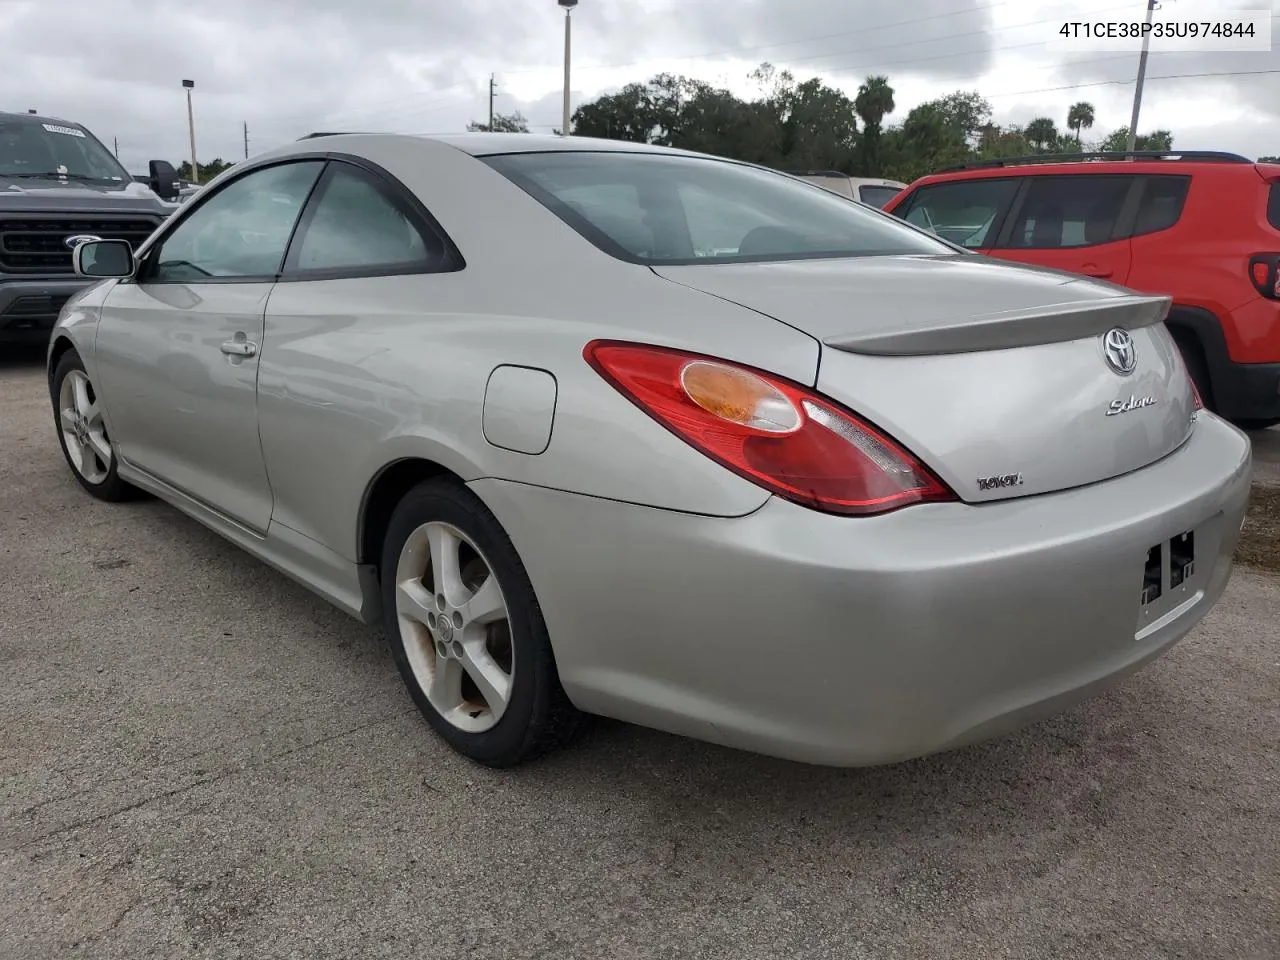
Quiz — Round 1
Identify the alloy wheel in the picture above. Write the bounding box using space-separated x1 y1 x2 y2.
393 520 515 733
58 369 112 485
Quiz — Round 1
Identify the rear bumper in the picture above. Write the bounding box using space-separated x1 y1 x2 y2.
471 413 1252 767
0 277 93 345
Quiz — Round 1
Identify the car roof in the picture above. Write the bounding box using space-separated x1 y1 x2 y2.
907 151 1260 188
0 110 83 127
299 131 706 160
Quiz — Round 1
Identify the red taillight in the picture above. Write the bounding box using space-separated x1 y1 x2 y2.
583 340 956 516
1248 254 1280 300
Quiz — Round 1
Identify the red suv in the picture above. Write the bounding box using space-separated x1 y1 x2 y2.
883 151 1280 428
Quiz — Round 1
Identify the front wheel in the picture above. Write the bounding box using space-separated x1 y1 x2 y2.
379 478 583 767
50 350 143 502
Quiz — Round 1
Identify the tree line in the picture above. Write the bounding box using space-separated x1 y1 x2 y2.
469 63 1189 181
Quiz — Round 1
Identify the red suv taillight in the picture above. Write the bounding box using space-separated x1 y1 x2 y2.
584 340 956 516
1248 254 1280 300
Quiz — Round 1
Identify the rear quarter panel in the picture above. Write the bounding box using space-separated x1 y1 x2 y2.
253 136 822 562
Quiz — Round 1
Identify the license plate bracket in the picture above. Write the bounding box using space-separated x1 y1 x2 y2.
1140 528 1198 609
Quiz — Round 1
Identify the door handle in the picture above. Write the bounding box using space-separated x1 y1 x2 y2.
1082 264 1114 278
220 337 258 358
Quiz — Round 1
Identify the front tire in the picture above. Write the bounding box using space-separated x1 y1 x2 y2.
379 478 582 767
50 350 143 502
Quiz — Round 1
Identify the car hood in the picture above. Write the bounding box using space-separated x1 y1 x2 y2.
0 175 174 215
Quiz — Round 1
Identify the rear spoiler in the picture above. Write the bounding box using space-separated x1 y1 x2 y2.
824 293 1172 356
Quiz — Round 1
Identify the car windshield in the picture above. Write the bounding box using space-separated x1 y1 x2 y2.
0 117 130 182
482 150 953 265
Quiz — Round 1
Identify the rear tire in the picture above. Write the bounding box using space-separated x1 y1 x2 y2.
1236 418 1280 431
378 477 583 767
50 350 145 503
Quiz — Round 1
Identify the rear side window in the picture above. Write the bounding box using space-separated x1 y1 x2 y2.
482 151 953 265
1000 175 1135 249
1269 183 1280 230
895 178 1019 248
1131 175 1190 237
292 163 447 272
858 184 901 208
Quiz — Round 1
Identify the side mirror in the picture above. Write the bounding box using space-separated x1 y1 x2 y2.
73 239 135 279
147 159 180 202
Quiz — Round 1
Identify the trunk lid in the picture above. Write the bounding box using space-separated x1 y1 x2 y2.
653 254 1197 503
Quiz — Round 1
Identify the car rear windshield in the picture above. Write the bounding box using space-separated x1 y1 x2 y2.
1269 182 1280 231
480 151 954 265
858 185 902 208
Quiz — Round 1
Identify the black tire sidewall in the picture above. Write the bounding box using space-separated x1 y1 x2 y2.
379 478 565 766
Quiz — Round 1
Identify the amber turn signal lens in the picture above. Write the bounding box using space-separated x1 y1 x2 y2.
678 360 802 434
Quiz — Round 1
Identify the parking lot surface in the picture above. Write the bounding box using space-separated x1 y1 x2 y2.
2 349 1278 960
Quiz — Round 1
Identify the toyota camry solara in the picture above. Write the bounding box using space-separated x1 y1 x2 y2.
48 133 1252 768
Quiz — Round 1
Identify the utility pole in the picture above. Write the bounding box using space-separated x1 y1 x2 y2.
113 137 119 158
559 0 578 137
243 121 249 159
1126 0 1159 152
182 79 198 183
488 74 496 130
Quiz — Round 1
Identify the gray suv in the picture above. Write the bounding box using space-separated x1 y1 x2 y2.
0 110 178 346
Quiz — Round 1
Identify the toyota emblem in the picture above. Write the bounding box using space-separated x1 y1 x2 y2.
1102 328 1137 376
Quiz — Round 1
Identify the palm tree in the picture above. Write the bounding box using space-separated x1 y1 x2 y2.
1066 101 1096 148
1025 117 1059 153
855 75 895 175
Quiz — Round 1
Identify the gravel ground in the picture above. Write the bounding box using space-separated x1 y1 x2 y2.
1251 423 1279 484
1 349 1278 960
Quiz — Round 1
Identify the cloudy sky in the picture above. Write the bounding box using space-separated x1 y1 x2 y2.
2 0 1276 173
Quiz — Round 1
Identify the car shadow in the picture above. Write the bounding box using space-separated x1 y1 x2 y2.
0 344 48 371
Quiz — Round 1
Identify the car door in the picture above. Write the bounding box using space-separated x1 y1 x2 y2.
93 158 326 533
255 158 464 554
985 174 1139 285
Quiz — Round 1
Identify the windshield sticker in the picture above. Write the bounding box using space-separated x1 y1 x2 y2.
41 123 86 138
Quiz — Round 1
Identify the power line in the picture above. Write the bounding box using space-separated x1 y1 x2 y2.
496 0 1117 76
244 0 1123 127
518 66 1280 128
233 11 1280 145
985 66 1280 100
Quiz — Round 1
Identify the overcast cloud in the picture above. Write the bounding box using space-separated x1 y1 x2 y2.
1 0 1276 173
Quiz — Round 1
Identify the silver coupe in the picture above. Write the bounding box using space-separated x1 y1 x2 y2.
48 133 1252 768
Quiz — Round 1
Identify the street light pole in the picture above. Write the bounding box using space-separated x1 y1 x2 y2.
182 79 198 184
559 0 578 137
1126 0 1159 152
